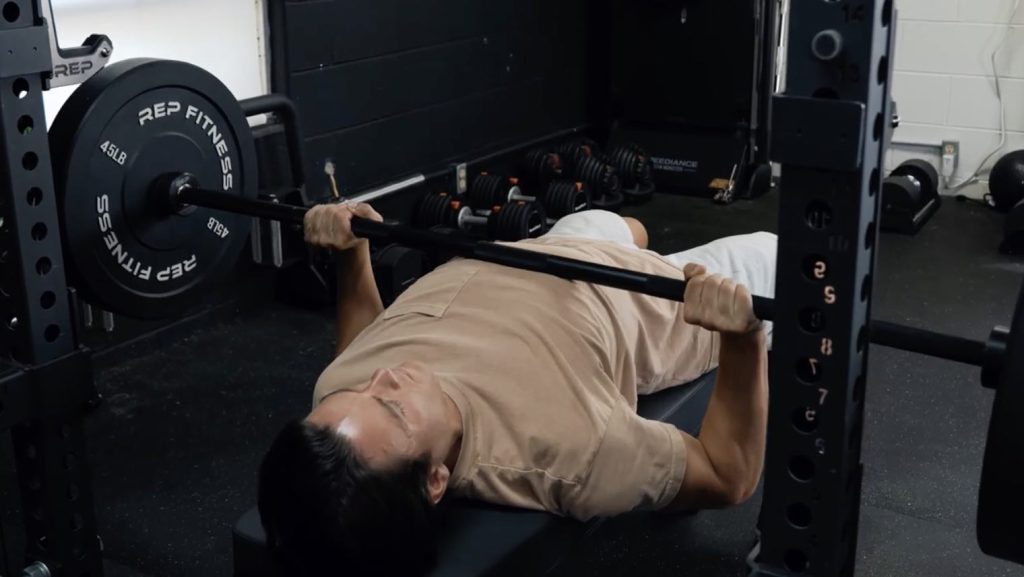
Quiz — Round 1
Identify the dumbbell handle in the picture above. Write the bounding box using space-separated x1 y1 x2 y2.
456 207 490 230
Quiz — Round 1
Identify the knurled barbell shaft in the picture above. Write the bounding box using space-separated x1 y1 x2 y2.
176 186 989 368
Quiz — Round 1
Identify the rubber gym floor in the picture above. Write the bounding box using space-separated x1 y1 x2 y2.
74 191 1024 577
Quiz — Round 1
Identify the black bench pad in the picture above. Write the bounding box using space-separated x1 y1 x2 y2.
233 371 717 577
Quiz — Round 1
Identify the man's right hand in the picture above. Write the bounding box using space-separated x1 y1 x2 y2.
682 263 763 336
304 202 383 251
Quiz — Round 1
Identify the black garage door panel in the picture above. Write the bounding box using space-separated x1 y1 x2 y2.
302 77 583 196
274 0 589 198
292 37 507 138
284 0 501 72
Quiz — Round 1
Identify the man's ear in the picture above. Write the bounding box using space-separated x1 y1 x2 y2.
426 464 450 505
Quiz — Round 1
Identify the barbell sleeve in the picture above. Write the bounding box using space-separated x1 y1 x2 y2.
870 320 987 367
175 187 984 367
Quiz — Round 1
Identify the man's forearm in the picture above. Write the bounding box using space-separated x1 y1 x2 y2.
697 330 769 502
334 242 384 356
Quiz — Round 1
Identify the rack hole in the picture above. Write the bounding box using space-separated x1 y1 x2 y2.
882 0 893 26
853 374 866 403
22 152 38 171
45 324 61 343
787 503 813 529
67 482 80 502
861 274 872 302
870 168 880 196
792 407 819 434
849 418 863 452
795 358 822 384
857 325 868 353
805 201 833 230
12 77 28 99
17 115 33 135
27 187 42 205
878 56 889 85
36 257 51 276
785 549 809 573
873 113 884 142
865 221 876 249
789 456 816 482
2 2 19 22
31 222 46 240
40 291 56 310
799 308 826 333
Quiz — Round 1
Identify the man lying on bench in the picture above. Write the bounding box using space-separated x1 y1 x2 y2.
258 205 777 576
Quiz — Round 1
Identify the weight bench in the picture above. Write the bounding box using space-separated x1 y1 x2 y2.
232 371 717 577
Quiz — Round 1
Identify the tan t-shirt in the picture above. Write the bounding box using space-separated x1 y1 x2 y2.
313 237 719 521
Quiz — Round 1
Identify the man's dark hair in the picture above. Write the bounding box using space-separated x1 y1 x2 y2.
258 419 438 576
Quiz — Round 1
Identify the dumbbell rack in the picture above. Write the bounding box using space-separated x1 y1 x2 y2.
0 1 106 576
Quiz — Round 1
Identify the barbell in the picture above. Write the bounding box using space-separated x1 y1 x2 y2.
47 59 1023 563
46 58 1011 372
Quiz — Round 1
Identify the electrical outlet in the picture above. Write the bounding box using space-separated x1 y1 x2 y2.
941 140 959 181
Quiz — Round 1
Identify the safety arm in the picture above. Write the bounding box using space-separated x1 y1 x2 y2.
334 242 384 357
667 330 769 510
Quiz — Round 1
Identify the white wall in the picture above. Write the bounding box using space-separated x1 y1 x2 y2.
44 0 268 127
889 0 1024 197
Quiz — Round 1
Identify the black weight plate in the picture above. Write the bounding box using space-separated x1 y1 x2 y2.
978 279 1024 564
591 191 625 213
50 59 258 319
892 159 939 200
882 176 923 211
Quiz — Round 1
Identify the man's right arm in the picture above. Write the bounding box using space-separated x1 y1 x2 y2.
664 265 769 511
304 202 385 357
332 242 384 357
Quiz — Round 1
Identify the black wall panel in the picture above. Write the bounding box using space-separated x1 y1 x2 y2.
608 0 760 129
271 0 590 200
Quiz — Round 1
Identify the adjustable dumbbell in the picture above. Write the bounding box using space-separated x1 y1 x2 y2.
477 173 590 221
608 143 655 204
415 192 548 242
572 155 624 213
536 180 591 220
556 138 601 172
891 159 939 203
469 174 525 211
522 149 564 188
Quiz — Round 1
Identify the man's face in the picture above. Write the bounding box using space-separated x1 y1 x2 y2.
307 361 451 471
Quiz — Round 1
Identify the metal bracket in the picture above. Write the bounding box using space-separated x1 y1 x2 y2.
771 95 866 171
40 0 112 89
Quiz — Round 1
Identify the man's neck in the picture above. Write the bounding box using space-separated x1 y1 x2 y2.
442 392 464 472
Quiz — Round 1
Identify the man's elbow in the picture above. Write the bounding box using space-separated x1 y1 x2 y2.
718 478 759 507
